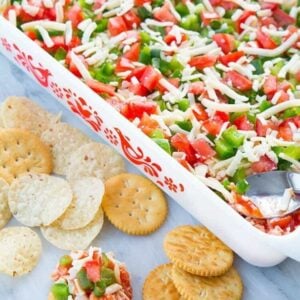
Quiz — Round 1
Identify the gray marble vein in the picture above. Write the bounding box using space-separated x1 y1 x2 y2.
0 54 300 300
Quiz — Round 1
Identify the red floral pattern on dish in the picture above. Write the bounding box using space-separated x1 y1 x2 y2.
0 37 12 52
0 36 185 194
12 43 52 87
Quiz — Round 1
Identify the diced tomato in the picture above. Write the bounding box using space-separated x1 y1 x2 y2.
278 122 293 141
235 193 263 218
84 260 100 283
128 83 149 96
123 43 140 61
49 36 67 51
269 216 294 230
121 101 157 120
277 91 289 103
115 57 135 73
212 33 235 54
93 0 105 9
191 139 216 162
153 3 178 23
251 155 277 174
278 81 291 92
189 55 217 70
123 10 141 29
86 79 116 96
140 66 161 91
200 11 220 26
273 7 295 27
236 11 254 33
261 16 277 27
219 51 244 66
233 115 253 130
255 119 277 137
263 75 277 96
157 78 179 94
225 70 252 91
138 113 159 136
261 2 279 10
219 1 237 9
278 117 300 141
192 104 208 121
108 16 128 36
67 53 86 78
135 0 152 6
189 82 204 95
42 7 56 20
215 111 229 122
66 4 84 27
126 66 147 81
170 133 197 165
296 71 300 83
119 267 133 299
68 36 81 49
202 119 223 136
164 32 187 45
256 30 277 49
25 31 37 40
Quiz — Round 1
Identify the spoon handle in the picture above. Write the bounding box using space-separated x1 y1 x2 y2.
288 172 300 194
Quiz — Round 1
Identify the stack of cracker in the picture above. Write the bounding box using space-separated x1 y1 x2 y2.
0 96 127 276
143 225 243 300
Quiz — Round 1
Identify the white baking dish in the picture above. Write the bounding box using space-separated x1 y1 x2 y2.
1 16 299 267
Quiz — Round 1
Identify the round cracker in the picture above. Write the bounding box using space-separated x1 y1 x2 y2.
8 173 72 227
66 142 125 181
41 208 104 250
143 264 185 300
164 226 233 276
0 178 11 229
1 96 57 136
41 122 91 175
55 177 105 230
172 266 243 300
0 128 53 183
0 227 42 276
102 173 168 235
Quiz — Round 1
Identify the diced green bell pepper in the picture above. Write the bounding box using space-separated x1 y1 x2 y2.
215 139 236 159
232 167 247 183
137 7 152 20
236 179 250 194
251 58 264 75
271 60 285 76
282 107 300 119
93 284 105 297
153 138 172 154
139 46 151 64
177 99 190 112
222 126 245 148
175 3 189 16
151 129 164 139
51 283 69 300
151 48 161 58
59 255 72 267
76 268 94 291
100 267 116 286
273 146 300 160
210 20 222 30
95 19 108 32
54 48 67 61
169 58 183 72
259 100 273 112
175 120 192 132
180 14 200 31
222 179 231 190
140 31 151 44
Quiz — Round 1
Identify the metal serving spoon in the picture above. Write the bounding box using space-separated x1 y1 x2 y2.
245 171 300 219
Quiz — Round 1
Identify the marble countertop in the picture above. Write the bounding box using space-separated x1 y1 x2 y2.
0 53 300 300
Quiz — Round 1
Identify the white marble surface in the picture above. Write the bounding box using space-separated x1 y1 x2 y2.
0 53 300 300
